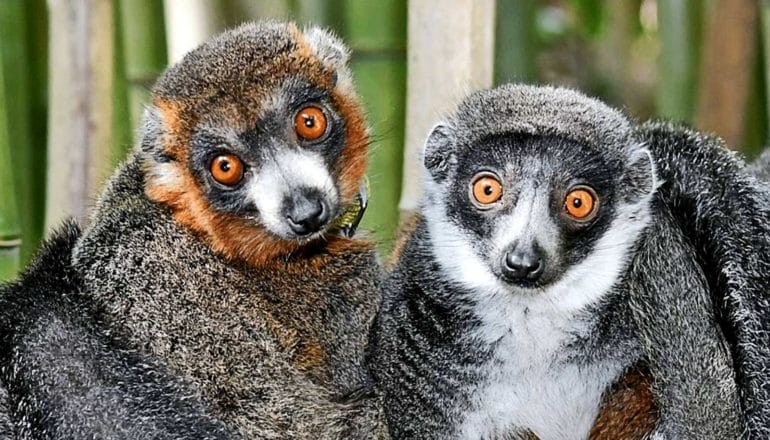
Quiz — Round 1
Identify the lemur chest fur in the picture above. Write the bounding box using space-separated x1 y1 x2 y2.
459 291 627 440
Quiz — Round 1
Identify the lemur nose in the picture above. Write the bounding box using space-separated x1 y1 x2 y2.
502 247 544 283
286 193 330 236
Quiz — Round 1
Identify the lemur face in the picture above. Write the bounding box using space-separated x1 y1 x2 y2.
139 23 368 266
423 127 655 304
187 80 348 240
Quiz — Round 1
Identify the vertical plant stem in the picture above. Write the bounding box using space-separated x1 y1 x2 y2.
291 0 336 27
46 0 115 229
695 0 757 149
656 0 702 121
342 0 407 251
115 0 168 162
0 43 21 280
163 0 225 64
760 0 770 144
399 0 496 217
0 0 45 264
494 0 537 84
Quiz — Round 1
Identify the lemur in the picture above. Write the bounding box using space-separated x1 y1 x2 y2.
369 85 765 439
0 22 387 439
0 222 236 439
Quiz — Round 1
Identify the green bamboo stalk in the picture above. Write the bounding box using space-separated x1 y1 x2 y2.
291 0 337 27
0 43 22 280
113 2 132 163
341 0 406 252
0 0 45 264
761 0 770 141
494 0 537 84
742 43 767 159
115 0 168 162
656 0 702 121
22 0 48 258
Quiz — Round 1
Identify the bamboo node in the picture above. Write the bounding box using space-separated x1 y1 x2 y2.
0 238 22 248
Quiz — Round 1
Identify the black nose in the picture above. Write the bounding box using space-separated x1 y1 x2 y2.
286 194 330 236
502 247 544 283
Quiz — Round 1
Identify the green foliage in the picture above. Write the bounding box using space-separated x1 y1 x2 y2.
0 37 21 280
656 0 702 121
0 0 46 266
341 0 406 252
495 0 538 84
113 0 168 164
570 0 604 37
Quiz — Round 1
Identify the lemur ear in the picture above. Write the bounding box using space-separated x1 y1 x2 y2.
423 123 456 183
623 148 657 200
138 106 171 163
303 27 350 73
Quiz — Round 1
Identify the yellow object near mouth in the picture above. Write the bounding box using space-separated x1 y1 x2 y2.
330 178 369 238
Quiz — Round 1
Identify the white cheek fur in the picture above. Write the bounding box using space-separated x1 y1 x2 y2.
250 150 338 238
425 172 655 440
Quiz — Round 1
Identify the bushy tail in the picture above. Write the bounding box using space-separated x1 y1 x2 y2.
640 122 770 439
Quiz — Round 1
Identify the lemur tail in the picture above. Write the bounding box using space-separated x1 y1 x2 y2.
641 121 770 439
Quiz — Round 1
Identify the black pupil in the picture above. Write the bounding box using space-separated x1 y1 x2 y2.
483 185 493 196
304 116 315 127
572 197 582 208
219 160 231 173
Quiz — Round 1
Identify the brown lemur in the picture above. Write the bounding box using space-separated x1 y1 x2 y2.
0 22 387 438
369 85 764 439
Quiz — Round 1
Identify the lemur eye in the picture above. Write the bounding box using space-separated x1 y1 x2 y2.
210 154 244 186
294 106 328 141
471 172 503 207
564 186 598 221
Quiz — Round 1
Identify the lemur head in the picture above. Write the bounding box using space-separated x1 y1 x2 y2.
423 85 657 309
138 22 368 266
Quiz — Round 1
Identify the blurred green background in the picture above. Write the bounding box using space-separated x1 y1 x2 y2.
0 0 767 279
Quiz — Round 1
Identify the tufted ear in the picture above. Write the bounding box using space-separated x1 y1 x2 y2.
623 147 658 201
423 123 456 183
138 106 165 160
302 27 350 73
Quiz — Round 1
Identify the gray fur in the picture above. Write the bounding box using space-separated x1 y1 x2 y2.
640 122 770 439
0 382 10 438
371 85 745 439
748 148 770 181
1 21 387 439
0 222 236 439
73 158 385 438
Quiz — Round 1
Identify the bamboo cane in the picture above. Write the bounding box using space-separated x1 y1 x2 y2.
399 0 496 219
494 0 536 84
0 43 21 281
114 0 168 162
45 0 115 229
656 0 702 121
0 0 45 264
342 0 407 251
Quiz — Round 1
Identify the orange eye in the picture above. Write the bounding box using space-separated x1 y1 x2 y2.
294 106 328 141
564 186 598 220
210 154 244 186
471 173 503 206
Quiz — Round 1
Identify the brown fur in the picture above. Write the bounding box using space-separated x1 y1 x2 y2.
386 212 422 269
144 26 369 269
590 368 659 439
69 22 389 438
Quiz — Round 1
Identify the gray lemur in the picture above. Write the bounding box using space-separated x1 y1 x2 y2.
370 84 766 439
1 22 387 439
